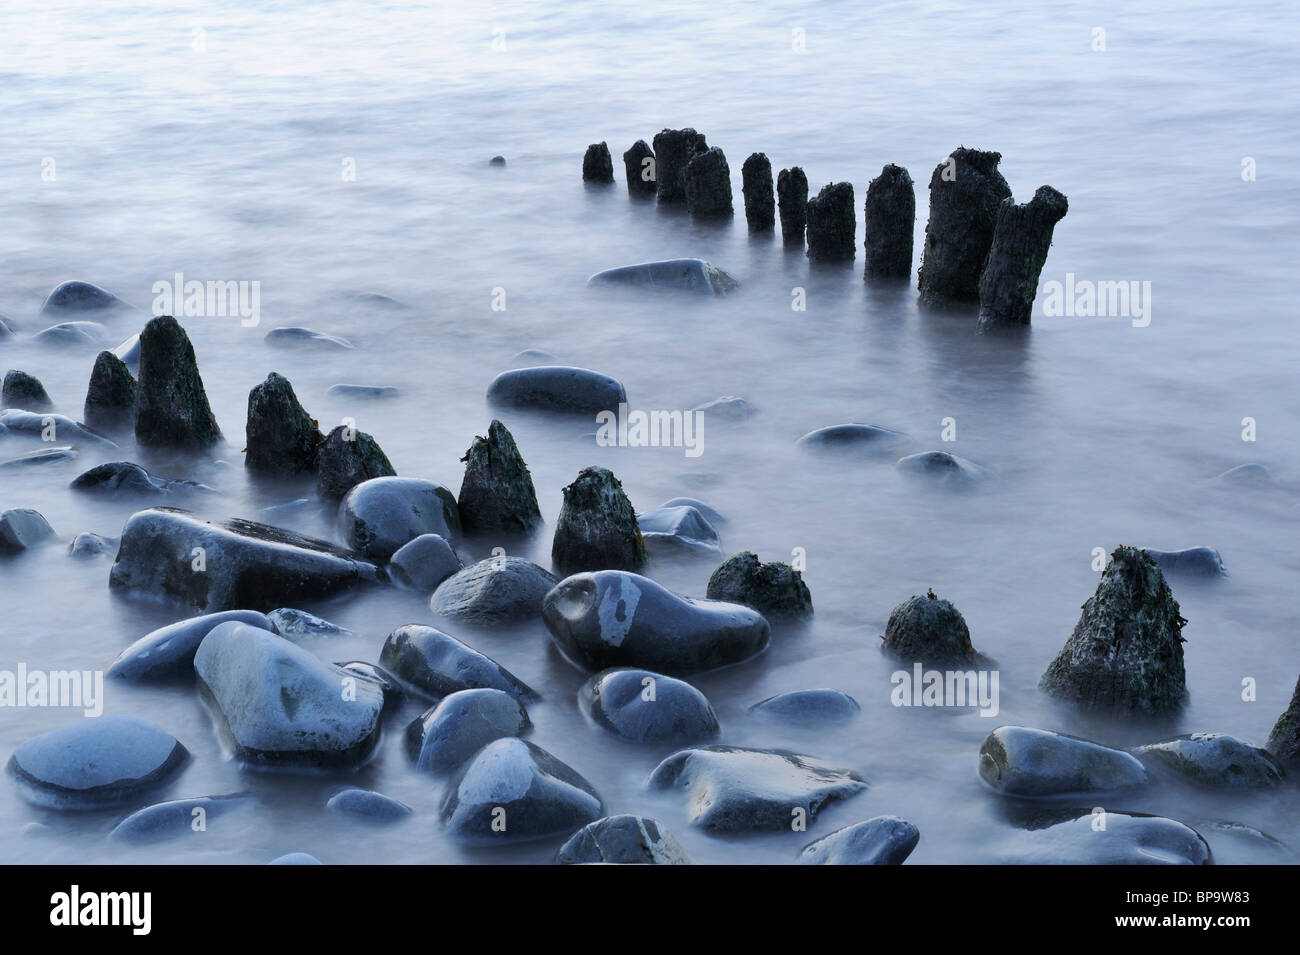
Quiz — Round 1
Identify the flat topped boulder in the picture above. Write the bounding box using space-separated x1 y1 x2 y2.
487 366 627 416
430 557 557 624
109 507 382 612
586 259 738 296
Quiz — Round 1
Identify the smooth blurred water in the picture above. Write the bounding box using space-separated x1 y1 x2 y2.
0 0 1297 864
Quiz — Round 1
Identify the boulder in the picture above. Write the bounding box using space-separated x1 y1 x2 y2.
264 326 352 350
637 505 720 557
2 370 52 411
798 816 920 865
378 624 536 701
580 667 719 744
1266 673 1300 769
83 351 137 434
797 423 907 454
409 688 531 773
0 508 56 554
1141 546 1229 579
337 476 461 560
133 316 222 450
1132 733 1284 789
750 689 859 727
487 365 627 414
266 608 357 640
430 557 557 624
882 592 989 666
110 794 250 844
551 466 645 574
706 551 812 619
108 609 273 681
245 372 322 476
586 259 737 296
389 534 462 592
457 419 543 536
996 809 1211 865
325 788 412 823
70 461 213 498
978 726 1148 796
0 410 118 448
557 815 690 865
39 280 129 317
895 450 992 486
315 424 396 502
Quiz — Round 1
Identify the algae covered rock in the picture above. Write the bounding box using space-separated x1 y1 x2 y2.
881 591 988 666
457 419 542 536
551 466 645 575
706 551 812 620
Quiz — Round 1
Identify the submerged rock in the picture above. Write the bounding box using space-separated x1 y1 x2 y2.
647 745 867 833
39 280 128 316
264 326 353 350
637 504 720 556
978 726 1148 796
622 140 656 197
315 424 396 502
410 688 531 773
379 624 536 701
133 316 222 450
389 533 462 593
895 450 992 485
0 410 118 448
431 557 557 624
336 662 404 709
706 551 812 620
2 370 53 411
977 185 1069 331
0 508 56 554
882 592 988 667
1132 733 1284 789
1267 674 1300 769
193 621 384 769
457 419 543 536
750 689 859 727
582 142 614 183
797 423 907 454
683 146 733 218
327 383 401 400
741 152 775 232
586 259 738 296
806 181 856 263
1 446 77 469
245 372 322 477
798 816 920 865
487 365 627 414
110 793 250 844
996 809 1211 865
109 508 382 612
1141 546 1228 579
1039 546 1188 715
864 164 916 280
440 738 602 844
83 351 137 434
266 607 357 640
551 466 645 574
689 395 753 419
33 321 109 348
325 788 412 823
7 715 188 810
557 815 690 865
269 852 322 865
777 166 809 246
651 128 708 204
580 667 719 744
917 147 1012 305
68 531 115 558
69 461 212 498
109 609 273 681
337 476 461 560
543 570 770 675
660 496 726 525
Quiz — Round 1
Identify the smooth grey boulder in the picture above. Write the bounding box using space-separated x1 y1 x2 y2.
315 424 396 502
109 508 382 612
544 570 770 676
337 476 461 560
580 667 719 744
582 142 614 182
996 810 1211 865
379 624 536 701
2 370 53 411
977 185 1069 331
651 128 707 204
0 508 56 554
637 505 720 556
487 365 627 415
917 147 1012 305
327 384 401 400
389 534 462 593
409 688 531 773
266 607 357 640
264 326 352 350
1141 546 1229 579
70 461 213 498
39 280 128 316
1267 673 1300 769
68 532 115 558
806 181 856 263
777 166 808 246
896 450 992 486
660 497 726 525
864 164 915 280
882 592 989 667
586 259 738 296
557 814 690 865
741 152 775 232
798 423 907 454
109 609 273 681
193 621 384 769
325 788 412 823
245 372 322 477
551 466 645 575
978 726 1148 797
0 410 118 448
110 794 250 844
430 557 558 624
707 551 812 620
7 715 189 810
33 321 109 348
751 689 859 727
133 315 222 450
83 350 137 434
623 140 656 197
337 662 405 710
798 816 920 865
647 745 867 833
683 146 733 218
457 419 543 536
1132 733 1284 789
1040 546 1188 715
441 738 602 844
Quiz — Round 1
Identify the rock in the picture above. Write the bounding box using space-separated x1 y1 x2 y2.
0 410 118 448
512 349 558 365
0 508 56 554
7 715 188 810
457 419 543 536
389 534 461 592
647 745 867 833
637 505 720 557
557 815 690 865
689 395 753 419
2 370 53 411
327 383 400 400
1132 733 1284 789
112 333 140 373
580 667 719 744
39 280 128 316
798 816 920 865
551 466 645 574
269 852 322 865
337 662 405 709
431 557 557 624
69 461 213 498
325 788 412 823
1 446 77 468
896 450 992 486
1141 546 1229 579
882 592 989 666
978 726 1148 796
797 423 907 454
264 326 353 350
0 315 12 338
622 140 656 197
487 365 627 415
706 551 812 620
378 624 536 701
337 476 461 560
109 609 274 681
133 315 222 450
109 794 249 844
265 607 357 640
409 688 531 773
245 372 322 476
489 155 506 167
193 621 384 769
917 147 1013 305
1039 545 1188 715
1267 673 1300 769
651 128 707 204
68 532 115 558
660 497 726 525
750 689 859 727
1214 463 1273 486
440 738 602 844
740 152 775 232
996 809 1211 865
33 321 108 348
864 164 915 280
977 185 1069 331
83 351 137 434
777 166 809 246
806 181 856 263
543 570 770 675
683 146 733 218
109 508 382 612
586 259 738 296
315 424 397 502
582 142 614 183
